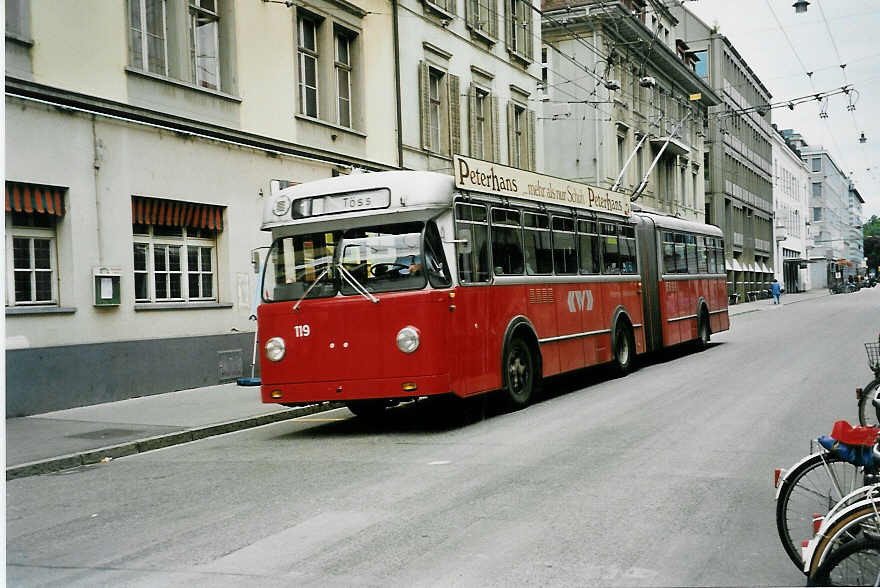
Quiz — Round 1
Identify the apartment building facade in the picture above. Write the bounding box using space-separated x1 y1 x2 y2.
847 183 865 276
5 0 543 416
541 0 718 223
770 126 810 292
671 6 775 302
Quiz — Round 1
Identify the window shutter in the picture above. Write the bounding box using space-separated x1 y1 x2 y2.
419 61 431 150
527 109 537 171
489 0 499 38
465 0 473 27
468 85 478 155
507 101 516 166
491 96 501 162
448 73 461 155
525 5 533 60
504 0 514 53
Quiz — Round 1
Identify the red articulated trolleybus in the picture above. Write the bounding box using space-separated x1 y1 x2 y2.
258 155 729 417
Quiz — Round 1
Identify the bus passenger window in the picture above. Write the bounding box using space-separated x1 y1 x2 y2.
600 222 619 274
685 235 699 274
454 203 490 283
425 221 452 288
697 237 708 273
618 224 637 274
552 216 577 275
662 232 675 274
491 208 524 275
674 233 687 274
523 212 552 275
577 219 599 274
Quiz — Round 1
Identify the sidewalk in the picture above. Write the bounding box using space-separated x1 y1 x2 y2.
726 287 829 317
6 288 834 480
6 383 341 480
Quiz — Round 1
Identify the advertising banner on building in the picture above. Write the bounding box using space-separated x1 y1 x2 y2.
453 155 631 217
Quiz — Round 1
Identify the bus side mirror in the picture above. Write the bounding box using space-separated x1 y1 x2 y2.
251 250 261 274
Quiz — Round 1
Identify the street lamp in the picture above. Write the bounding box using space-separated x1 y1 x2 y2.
793 0 809 14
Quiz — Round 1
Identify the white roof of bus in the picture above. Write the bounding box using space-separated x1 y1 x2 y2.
263 171 455 230
636 211 724 238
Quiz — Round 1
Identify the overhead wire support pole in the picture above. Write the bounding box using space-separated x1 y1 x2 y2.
630 110 692 203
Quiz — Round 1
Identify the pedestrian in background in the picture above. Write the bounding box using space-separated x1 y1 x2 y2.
771 278 781 305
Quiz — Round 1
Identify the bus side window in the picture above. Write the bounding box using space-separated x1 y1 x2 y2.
674 233 687 274
696 236 708 274
715 239 725 273
619 224 637 274
552 216 577 275
491 207 524 275
578 219 599 274
600 222 619 274
685 235 699 275
662 232 675 274
523 212 553 275
454 203 490 283
425 221 452 288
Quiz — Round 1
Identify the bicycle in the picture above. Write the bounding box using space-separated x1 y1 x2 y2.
775 421 880 571
857 340 880 427
803 486 880 586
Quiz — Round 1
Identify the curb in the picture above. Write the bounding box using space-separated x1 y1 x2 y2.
728 291 829 317
6 401 344 480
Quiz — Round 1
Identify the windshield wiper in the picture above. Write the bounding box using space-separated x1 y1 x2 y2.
337 263 379 304
293 266 332 312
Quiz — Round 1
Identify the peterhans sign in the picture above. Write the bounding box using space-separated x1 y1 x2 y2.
453 154 631 217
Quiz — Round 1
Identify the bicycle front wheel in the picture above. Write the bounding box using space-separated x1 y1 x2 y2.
807 535 880 587
857 378 880 427
775 452 864 570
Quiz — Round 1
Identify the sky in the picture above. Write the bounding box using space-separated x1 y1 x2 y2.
684 0 880 220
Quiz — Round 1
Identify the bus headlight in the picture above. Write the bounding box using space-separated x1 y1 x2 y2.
292 198 312 219
265 337 286 361
396 326 420 353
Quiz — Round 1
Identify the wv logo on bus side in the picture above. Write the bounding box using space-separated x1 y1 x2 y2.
567 290 594 313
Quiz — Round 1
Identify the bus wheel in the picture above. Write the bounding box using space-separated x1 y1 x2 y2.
613 324 635 375
345 400 388 419
696 310 711 350
503 337 534 409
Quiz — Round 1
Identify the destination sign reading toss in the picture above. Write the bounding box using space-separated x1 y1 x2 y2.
453 154 631 217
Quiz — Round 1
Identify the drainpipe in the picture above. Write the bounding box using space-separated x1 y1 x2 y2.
392 0 404 169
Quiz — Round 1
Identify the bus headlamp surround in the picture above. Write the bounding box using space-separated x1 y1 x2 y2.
265 337 286 361
396 326 420 353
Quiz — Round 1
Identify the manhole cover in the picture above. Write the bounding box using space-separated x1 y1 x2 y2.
67 428 143 440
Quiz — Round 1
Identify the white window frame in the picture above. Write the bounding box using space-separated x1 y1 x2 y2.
298 15 320 118
429 69 443 151
189 0 221 90
133 226 218 303
130 0 169 76
335 30 352 128
6 217 58 306
512 103 524 167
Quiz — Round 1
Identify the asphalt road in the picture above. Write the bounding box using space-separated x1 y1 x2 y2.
7 287 880 587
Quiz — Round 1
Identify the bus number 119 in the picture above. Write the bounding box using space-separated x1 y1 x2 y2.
294 324 311 337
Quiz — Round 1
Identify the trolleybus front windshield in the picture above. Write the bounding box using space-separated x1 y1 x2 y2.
263 222 427 302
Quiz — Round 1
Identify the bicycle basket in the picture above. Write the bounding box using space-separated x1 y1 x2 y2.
866 342 880 373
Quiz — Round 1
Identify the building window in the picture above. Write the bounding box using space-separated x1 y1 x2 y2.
505 0 532 61
298 15 319 118
419 62 460 155
470 86 496 160
813 207 822 222
507 100 535 170
129 0 168 75
811 158 821 172
693 49 707 78
189 0 221 90
5 183 66 307
6 0 31 40
512 103 524 166
467 0 497 38
131 197 223 303
335 30 352 127
812 182 822 199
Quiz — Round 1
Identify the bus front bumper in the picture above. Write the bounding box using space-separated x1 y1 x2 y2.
261 373 452 405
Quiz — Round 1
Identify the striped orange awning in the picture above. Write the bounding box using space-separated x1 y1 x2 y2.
131 196 224 231
5 182 66 216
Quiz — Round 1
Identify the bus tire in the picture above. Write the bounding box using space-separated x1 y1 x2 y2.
696 308 711 350
613 322 635 375
345 399 388 419
503 337 535 410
